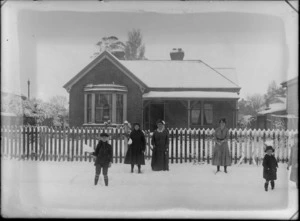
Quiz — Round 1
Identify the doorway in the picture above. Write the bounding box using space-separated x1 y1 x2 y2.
149 103 164 131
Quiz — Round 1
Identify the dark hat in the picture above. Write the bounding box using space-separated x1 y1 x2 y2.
99 132 109 137
265 146 274 152
156 119 165 125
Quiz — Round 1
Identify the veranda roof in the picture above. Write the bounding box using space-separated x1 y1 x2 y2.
142 91 240 99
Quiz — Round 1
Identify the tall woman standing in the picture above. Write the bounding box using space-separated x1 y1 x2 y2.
212 118 232 173
151 119 169 171
124 123 146 173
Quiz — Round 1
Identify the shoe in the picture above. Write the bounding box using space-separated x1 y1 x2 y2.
271 181 275 190
264 182 268 191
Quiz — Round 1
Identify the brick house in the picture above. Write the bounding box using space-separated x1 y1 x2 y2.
63 49 241 130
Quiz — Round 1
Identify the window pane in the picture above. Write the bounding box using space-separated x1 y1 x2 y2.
95 94 112 123
191 109 201 125
204 103 213 125
87 94 92 123
116 94 123 124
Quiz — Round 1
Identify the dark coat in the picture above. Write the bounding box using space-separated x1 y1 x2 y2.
263 154 278 181
151 129 169 171
124 129 146 165
92 140 113 166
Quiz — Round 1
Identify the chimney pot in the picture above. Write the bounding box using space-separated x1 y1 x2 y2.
170 48 184 60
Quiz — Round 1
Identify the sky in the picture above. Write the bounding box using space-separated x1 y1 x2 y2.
1 0 298 101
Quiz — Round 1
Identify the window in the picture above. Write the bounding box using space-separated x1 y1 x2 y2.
95 94 112 123
204 103 213 125
87 94 92 123
191 101 201 125
190 101 213 126
116 94 123 124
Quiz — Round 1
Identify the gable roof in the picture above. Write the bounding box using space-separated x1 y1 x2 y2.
64 50 241 92
63 50 147 92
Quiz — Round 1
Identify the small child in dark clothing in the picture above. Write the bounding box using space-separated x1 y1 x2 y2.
262 145 278 191
91 132 113 186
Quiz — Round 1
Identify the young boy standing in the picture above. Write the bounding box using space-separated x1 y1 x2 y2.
262 145 278 191
91 132 113 186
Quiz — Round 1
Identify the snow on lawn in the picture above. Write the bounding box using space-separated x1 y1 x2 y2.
1 158 298 219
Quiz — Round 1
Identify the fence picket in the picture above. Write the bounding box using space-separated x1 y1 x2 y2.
170 130 174 164
175 129 178 163
180 130 183 163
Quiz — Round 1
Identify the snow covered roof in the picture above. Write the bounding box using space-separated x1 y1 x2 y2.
214 68 239 85
64 51 241 93
143 91 239 99
119 60 240 89
257 100 287 115
1 112 17 117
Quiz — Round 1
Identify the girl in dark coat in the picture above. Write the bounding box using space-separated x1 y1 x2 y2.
91 133 113 186
124 123 146 173
151 119 169 171
212 118 232 173
263 145 278 191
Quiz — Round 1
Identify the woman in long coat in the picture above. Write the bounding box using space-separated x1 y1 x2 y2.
288 133 298 188
212 118 232 173
124 123 146 173
151 119 169 171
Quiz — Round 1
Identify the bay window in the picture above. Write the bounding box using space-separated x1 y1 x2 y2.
84 84 127 125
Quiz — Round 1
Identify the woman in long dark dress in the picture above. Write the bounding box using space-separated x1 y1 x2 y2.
151 119 169 171
212 118 232 173
124 123 146 173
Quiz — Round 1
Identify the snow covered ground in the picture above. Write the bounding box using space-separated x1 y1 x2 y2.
1 158 298 219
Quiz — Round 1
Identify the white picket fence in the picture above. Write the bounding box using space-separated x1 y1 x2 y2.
1 126 297 165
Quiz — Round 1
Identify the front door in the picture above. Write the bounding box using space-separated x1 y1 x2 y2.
150 103 164 131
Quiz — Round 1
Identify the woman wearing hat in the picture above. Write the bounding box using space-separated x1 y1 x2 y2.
124 123 146 173
287 133 298 188
263 145 278 191
212 118 231 173
151 119 169 171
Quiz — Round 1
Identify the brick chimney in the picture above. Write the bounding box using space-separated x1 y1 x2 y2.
170 48 184 60
111 50 125 60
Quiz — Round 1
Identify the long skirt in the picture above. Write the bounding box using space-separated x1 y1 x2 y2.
124 145 145 165
151 149 169 171
212 142 232 166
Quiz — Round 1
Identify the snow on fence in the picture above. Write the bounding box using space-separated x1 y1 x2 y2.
1 126 297 165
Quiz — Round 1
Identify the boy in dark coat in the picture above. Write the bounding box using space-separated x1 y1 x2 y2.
262 145 278 191
91 132 113 186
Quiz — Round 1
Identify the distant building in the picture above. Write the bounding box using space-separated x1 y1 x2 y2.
1 91 26 126
256 97 287 130
64 49 241 130
280 77 298 130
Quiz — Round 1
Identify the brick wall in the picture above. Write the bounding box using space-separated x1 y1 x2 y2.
69 58 143 127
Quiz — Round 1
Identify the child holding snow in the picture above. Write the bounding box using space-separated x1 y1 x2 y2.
91 132 113 186
262 145 278 191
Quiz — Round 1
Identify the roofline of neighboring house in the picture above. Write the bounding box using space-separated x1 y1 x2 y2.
1 91 27 100
63 50 148 93
281 76 298 87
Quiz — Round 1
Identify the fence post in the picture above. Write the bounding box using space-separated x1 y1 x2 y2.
170 129 174 164
184 129 187 162
180 129 183 163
